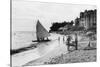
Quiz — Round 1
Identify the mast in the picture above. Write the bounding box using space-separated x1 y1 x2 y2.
36 20 50 41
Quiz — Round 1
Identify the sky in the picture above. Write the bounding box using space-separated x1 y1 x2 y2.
12 0 96 32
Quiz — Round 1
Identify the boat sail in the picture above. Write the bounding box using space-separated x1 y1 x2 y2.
35 20 50 42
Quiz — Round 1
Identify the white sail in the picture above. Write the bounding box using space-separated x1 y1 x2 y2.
36 20 50 41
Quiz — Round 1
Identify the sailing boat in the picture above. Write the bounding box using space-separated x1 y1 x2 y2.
32 20 50 42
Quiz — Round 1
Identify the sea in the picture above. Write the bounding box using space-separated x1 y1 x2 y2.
12 31 37 50
11 31 60 50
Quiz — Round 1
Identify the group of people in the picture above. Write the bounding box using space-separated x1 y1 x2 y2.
58 33 78 51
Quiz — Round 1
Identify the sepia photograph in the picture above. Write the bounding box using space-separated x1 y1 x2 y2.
11 0 97 67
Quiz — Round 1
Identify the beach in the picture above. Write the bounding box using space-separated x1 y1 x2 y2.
11 31 96 67
11 31 68 66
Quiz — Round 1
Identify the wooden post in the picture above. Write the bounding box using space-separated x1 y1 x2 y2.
75 33 78 50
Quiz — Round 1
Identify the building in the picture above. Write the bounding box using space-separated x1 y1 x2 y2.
74 17 80 26
79 9 97 30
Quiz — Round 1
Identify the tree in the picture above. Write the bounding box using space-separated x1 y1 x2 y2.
75 17 80 26
70 20 74 26
49 21 68 32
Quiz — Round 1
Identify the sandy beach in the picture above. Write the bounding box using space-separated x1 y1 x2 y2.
24 35 96 66
11 32 96 67
12 33 68 67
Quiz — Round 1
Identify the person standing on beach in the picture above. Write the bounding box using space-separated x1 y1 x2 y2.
58 36 60 44
67 35 72 51
58 36 60 41
63 35 65 43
